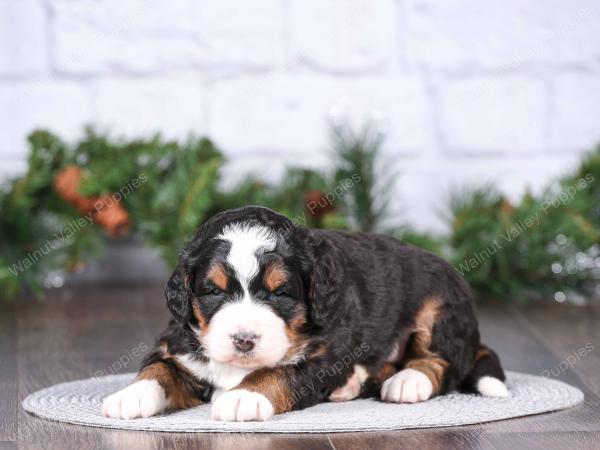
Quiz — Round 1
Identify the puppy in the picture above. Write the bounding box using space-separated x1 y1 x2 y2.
102 206 508 421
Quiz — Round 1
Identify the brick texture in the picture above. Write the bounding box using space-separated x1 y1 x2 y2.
1 0 599 231
406 0 600 71
0 1 47 76
438 76 546 154
52 0 284 75
0 81 92 158
549 74 600 152
288 0 399 73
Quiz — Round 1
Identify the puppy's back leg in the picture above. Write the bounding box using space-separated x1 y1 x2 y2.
380 297 452 403
462 345 509 398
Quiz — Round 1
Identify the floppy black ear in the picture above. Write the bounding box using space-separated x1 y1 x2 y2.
165 262 192 323
304 232 344 328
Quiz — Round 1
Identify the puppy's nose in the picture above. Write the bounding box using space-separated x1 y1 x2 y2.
231 333 258 353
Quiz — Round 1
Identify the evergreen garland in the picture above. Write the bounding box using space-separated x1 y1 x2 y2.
448 163 599 302
1 125 599 305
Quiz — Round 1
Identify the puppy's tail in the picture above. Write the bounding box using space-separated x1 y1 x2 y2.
462 345 509 398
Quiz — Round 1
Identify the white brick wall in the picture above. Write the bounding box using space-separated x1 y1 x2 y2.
1 0 600 232
438 76 547 154
288 0 399 73
92 78 206 137
0 1 47 76
406 0 600 70
0 81 93 158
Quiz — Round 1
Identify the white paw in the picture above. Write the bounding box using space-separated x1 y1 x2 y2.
211 389 274 422
477 376 509 398
329 375 361 402
101 380 167 419
329 365 368 402
381 368 433 403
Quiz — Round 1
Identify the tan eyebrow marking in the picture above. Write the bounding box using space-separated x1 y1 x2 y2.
206 263 228 290
264 262 288 292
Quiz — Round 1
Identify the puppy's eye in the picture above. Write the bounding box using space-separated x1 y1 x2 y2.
206 287 224 296
273 288 288 297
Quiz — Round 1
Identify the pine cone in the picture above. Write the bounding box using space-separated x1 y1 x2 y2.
53 165 131 236
93 197 131 236
500 199 514 214
53 166 95 210
304 190 335 219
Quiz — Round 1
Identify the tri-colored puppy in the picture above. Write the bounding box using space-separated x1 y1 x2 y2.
102 206 508 421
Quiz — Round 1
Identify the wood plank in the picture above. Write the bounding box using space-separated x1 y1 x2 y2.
474 305 600 433
511 303 600 397
328 428 498 450
484 431 600 450
0 300 16 442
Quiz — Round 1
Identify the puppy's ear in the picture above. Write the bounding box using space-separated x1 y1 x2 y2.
305 232 343 328
165 262 192 323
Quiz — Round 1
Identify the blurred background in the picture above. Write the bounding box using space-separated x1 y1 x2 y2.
4 5 600 446
2 0 600 304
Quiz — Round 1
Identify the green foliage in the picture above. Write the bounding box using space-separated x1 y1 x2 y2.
561 145 600 230
448 151 600 302
393 226 448 258
0 129 224 294
0 125 370 297
331 123 392 232
2 126 600 305
123 136 224 266
0 131 105 297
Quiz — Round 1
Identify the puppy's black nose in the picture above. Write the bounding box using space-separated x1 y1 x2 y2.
231 333 257 353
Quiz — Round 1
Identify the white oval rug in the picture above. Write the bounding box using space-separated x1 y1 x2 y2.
22 371 583 433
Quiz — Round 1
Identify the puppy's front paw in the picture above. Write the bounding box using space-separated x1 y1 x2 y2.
211 389 274 421
381 368 433 403
329 375 361 402
102 380 167 419
329 365 368 402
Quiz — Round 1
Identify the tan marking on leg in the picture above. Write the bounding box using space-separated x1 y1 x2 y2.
411 296 441 357
405 357 448 393
403 296 449 394
236 368 294 414
136 362 202 410
475 345 490 361
371 362 398 385
207 263 228 290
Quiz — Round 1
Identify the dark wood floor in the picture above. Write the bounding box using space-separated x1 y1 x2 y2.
1 284 599 450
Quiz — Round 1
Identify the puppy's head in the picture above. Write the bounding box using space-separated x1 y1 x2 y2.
165 206 339 369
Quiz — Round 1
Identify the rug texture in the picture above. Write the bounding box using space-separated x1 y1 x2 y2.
22 371 583 433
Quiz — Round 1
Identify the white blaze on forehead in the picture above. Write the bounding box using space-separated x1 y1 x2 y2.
217 223 277 284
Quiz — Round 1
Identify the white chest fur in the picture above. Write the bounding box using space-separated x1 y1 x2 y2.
175 354 254 391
